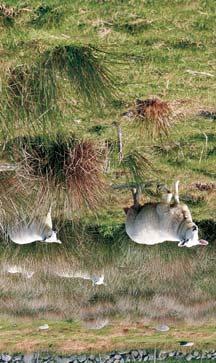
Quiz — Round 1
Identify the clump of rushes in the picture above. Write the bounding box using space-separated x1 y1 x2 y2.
30 4 64 28
7 135 106 210
6 45 116 118
125 98 172 138
7 64 57 115
42 45 116 106
121 149 153 184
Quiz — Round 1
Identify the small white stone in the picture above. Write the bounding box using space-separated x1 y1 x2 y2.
38 324 49 330
155 324 170 332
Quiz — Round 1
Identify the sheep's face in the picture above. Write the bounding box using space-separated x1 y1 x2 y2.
44 231 62 244
178 224 208 248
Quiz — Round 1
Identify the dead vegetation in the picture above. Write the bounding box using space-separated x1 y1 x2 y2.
0 3 18 26
123 98 173 137
190 182 216 192
4 135 106 210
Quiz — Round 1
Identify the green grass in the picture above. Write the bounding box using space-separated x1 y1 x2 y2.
0 0 216 353
0 317 216 353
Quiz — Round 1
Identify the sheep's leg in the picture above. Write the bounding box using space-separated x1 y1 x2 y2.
131 186 141 210
157 183 173 204
173 180 180 204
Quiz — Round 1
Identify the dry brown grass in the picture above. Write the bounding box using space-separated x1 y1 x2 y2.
4 136 107 210
63 141 106 209
189 182 216 192
124 98 173 137
0 3 17 18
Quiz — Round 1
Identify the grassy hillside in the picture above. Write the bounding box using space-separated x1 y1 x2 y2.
0 0 215 222
0 0 216 352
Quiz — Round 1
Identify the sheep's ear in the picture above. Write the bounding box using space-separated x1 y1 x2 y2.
123 207 129 215
199 239 208 246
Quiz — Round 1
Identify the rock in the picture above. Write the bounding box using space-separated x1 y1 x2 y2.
168 352 175 357
110 353 117 358
176 352 184 359
38 323 49 331
79 356 87 363
41 354 50 361
131 351 139 358
179 341 194 347
1 355 12 362
89 356 95 361
13 356 23 362
23 354 35 363
155 325 169 332
143 356 148 362
158 352 167 360
114 356 121 361
193 351 199 357
186 354 193 361
56 358 71 363
137 351 144 358
103 356 110 361
113 360 120 363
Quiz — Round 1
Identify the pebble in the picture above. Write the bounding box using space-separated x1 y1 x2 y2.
155 325 169 332
179 341 194 347
193 351 199 357
114 356 121 360
13 356 23 362
131 351 139 358
1 355 12 362
168 352 176 357
79 356 87 363
186 354 193 361
38 324 49 331
23 355 34 363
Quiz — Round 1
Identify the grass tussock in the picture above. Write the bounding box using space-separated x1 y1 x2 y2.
30 4 64 28
5 45 116 119
43 45 116 106
7 135 106 209
121 150 154 184
7 63 57 115
113 18 152 34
